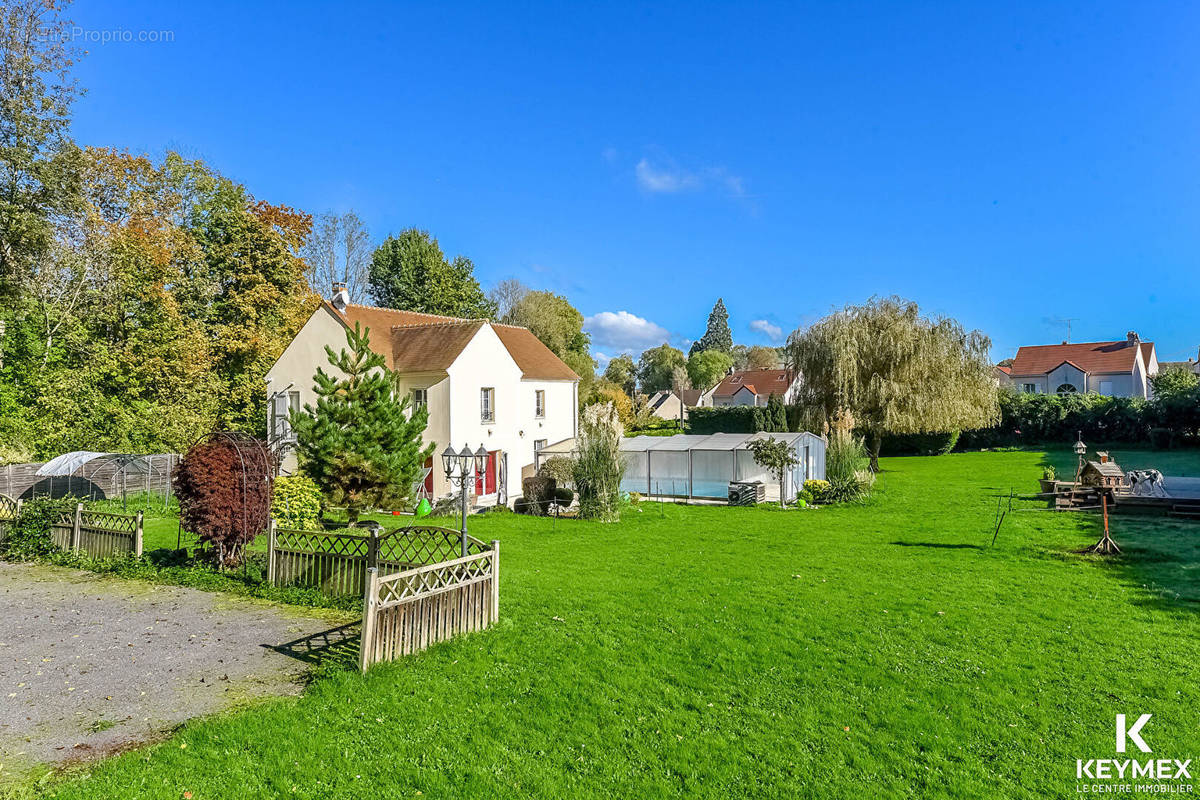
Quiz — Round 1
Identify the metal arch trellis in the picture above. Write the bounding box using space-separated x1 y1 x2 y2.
176 430 278 562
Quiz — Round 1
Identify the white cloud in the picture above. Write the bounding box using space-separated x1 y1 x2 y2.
749 319 784 342
635 157 745 198
635 158 702 193
585 311 670 353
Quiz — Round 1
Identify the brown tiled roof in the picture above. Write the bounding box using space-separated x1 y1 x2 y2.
678 389 702 406
326 301 578 380
1008 340 1154 376
995 365 1012 375
713 369 794 398
388 321 484 372
492 325 579 381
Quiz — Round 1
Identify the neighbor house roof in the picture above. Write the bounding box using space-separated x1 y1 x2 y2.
1008 341 1154 376
678 389 702 406
326 301 578 380
713 369 795 398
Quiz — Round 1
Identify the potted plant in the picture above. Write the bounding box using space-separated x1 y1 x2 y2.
1039 466 1057 495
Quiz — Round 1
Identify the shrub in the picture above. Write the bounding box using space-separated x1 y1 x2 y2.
1 497 74 560
174 437 273 568
687 406 759 435
272 476 323 530
553 487 575 508
958 391 1154 449
796 489 815 506
574 402 625 522
823 476 870 504
538 455 577 488
521 476 556 515
878 431 961 457
803 479 831 503
627 491 642 506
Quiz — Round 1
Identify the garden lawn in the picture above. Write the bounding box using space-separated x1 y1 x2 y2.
33 450 1200 799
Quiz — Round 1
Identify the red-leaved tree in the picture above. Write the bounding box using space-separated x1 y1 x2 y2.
174 435 274 567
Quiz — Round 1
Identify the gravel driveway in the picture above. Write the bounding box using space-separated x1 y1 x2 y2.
0 561 355 772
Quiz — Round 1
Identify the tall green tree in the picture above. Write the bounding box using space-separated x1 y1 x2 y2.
637 343 687 394
767 393 788 432
503 289 594 386
786 296 998 471
687 349 733 391
291 323 433 523
603 353 637 396
689 299 733 357
367 229 496 318
0 0 84 301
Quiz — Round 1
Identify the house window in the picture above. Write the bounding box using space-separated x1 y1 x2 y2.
412 388 427 410
534 439 547 452
534 389 545 418
481 387 495 423
272 391 301 441
1055 383 1077 394
1021 383 1038 394
1099 380 1113 396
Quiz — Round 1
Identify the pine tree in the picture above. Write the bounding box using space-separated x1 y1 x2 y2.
689 299 733 357
291 323 434 523
767 393 788 432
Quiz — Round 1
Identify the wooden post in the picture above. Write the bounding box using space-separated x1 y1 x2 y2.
359 567 380 673
134 510 144 557
14 498 22 518
267 518 277 584
71 503 82 552
491 539 500 623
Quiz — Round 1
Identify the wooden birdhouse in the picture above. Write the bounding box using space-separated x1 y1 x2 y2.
1080 452 1125 490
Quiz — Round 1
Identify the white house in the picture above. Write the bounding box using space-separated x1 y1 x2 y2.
265 293 579 507
711 369 801 407
997 332 1159 399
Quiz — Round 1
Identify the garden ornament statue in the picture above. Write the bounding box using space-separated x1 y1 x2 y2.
441 443 489 556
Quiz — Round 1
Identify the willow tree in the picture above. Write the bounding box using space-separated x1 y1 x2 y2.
786 297 998 471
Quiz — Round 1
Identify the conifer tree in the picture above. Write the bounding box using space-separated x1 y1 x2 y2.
689 299 733 357
767 393 788 432
291 323 433 523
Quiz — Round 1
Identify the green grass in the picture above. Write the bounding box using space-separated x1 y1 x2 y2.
26 449 1200 799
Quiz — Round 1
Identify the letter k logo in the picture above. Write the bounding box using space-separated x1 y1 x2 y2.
1117 714 1152 753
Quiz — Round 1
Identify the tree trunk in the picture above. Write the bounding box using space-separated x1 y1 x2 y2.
347 504 360 526
869 430 883 473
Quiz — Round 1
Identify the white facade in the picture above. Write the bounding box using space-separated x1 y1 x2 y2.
266 305 578 507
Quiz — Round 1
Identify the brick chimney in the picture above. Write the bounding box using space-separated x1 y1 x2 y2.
1126 331 1140 346
330 282 349 312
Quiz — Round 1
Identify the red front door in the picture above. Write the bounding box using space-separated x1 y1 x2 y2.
423 456 434 494
475 451 498 495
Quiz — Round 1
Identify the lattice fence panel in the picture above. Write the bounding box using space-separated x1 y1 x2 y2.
270 528 373 598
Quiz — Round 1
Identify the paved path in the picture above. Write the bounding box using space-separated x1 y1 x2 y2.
0 562 354 771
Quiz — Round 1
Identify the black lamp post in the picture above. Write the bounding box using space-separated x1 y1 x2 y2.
442 443 488 556
1073 431 1087 483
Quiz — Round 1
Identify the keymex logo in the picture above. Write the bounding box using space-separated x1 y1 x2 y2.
1075 714 1193 792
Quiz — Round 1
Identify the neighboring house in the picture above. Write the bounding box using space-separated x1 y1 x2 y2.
645 387 712 422
998 332 1159 399
993 364 1012 385
266 291 579 506
1159 347 1200 376
711 369 801 407
646 390 684 422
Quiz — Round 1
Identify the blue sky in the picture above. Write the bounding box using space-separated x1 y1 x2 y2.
68 1 1200 366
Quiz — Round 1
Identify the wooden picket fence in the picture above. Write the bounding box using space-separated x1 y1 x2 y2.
265 522 500 670
359 539 499 671
0 499 142 558
267 523 493 597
